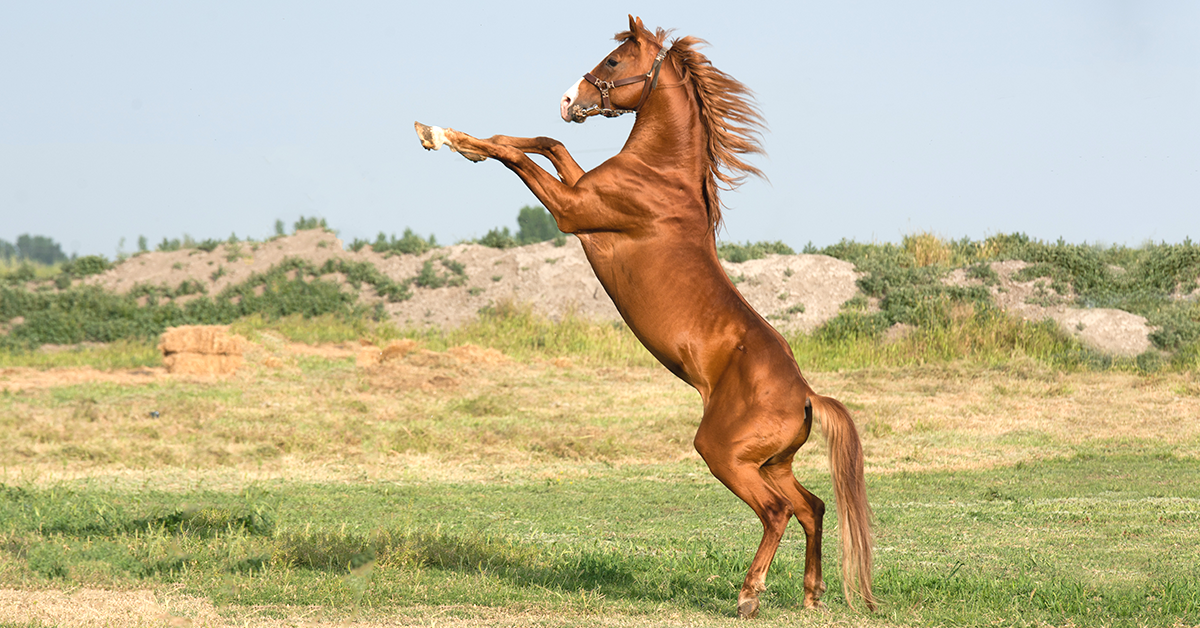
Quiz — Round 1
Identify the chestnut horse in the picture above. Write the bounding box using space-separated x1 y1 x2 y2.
415 15 875 617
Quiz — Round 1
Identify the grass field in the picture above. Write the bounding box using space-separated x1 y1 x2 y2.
2 321 1199 627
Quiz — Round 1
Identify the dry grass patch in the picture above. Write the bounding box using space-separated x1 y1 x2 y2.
808 364 1200 473
0 343 701 485
3 342 1199 487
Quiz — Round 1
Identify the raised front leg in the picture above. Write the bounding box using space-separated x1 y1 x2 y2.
487 134 586 185
413 122 646 234
415 123 584 183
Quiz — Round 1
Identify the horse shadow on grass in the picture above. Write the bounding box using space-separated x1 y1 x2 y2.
274 527 810 615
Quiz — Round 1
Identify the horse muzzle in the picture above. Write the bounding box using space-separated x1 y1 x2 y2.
561 79 592 123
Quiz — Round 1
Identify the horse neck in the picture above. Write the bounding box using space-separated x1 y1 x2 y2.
623 72 707 181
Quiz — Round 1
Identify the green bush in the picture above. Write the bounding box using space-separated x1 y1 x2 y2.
413 258 467 289
351 228 438 256
61 255 111 278
717 240 795 263
293 216 328 232
478 227 518 249
0 260 365 350
814 234 1200 356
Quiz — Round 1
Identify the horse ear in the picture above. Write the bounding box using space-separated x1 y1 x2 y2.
628 14 643 35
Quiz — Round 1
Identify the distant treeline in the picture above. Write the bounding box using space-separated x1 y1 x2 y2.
0 235 69 265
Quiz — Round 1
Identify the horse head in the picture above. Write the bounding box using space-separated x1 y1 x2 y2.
560 15 668 123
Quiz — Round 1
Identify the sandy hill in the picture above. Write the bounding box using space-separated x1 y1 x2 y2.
82 230 1153 356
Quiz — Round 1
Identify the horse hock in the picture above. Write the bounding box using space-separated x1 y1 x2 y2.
414 122 487 162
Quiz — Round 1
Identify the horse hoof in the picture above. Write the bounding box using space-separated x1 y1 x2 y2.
737 598 759 619
414 122 445 151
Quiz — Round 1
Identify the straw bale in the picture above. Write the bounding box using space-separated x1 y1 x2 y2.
159 325 247 355
162 353 244 375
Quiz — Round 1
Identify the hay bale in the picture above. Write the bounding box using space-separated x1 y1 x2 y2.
159 325 247 355
159 325 247 375
162 353 245 375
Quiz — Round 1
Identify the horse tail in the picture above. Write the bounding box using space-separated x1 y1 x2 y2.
809 393 876 611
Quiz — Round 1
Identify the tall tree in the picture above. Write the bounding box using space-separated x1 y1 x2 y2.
15 234 67 265
516 205 564 245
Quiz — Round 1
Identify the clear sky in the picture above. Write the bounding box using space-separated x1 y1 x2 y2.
2 1 1197 258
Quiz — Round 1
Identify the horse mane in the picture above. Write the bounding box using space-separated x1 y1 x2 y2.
618 27 766 232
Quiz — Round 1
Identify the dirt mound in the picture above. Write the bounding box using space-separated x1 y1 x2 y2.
90 230 1157 356
159 325 247 375
946 261 1154 356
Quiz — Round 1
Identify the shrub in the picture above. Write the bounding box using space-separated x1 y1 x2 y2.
902 232 951 267
413 258 467 289
316 258 413 302
717 240 795 263
353 228 438 256
61 255 111 278
478 227 517 250
0 259 368 350
293 216 328 232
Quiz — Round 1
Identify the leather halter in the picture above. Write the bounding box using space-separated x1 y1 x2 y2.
581 44 669 117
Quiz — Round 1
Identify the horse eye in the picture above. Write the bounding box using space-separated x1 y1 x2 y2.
606 58 618 68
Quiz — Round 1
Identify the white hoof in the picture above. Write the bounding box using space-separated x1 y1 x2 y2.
413 122 486 162
414 122 448 151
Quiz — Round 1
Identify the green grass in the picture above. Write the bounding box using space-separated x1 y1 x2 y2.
0 339 161 369
1 450 1196 625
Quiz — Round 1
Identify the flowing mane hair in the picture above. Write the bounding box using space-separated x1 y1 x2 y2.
619 28 767 232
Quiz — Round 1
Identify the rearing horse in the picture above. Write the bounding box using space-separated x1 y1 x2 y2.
415 15 875 617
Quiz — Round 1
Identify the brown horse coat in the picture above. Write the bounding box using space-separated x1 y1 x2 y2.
416 14 875 617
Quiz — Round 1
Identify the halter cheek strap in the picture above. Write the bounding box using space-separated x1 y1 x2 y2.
581 45 669 118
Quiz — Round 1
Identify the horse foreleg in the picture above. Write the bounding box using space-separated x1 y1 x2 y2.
480 134 585 185
414 124 584 184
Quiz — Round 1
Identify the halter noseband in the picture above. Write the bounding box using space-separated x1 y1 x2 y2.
581 44 669 118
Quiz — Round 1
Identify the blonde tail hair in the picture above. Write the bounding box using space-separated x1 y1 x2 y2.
810 393 876 611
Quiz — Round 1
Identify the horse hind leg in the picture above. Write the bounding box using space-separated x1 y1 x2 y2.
763 462 827 609
695 444 794 618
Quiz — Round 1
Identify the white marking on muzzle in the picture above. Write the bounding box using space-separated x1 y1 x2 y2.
561 79 583 122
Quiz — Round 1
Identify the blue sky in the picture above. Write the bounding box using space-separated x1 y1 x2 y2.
1 1 1197 258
